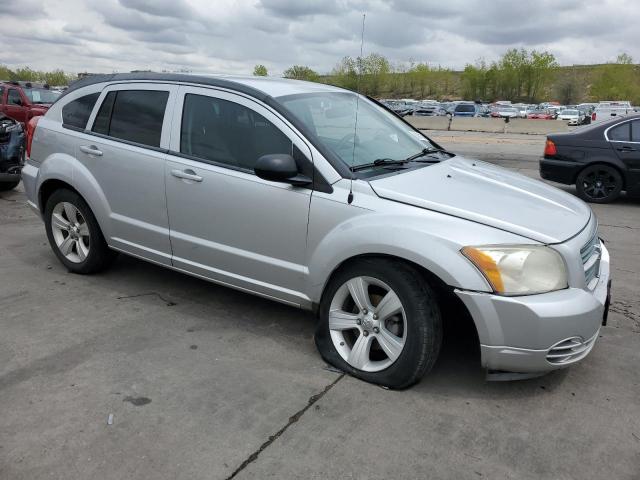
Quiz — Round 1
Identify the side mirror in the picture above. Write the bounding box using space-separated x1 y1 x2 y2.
254 154 311 186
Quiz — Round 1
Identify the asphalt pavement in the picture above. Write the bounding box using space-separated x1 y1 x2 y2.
1 131 638 480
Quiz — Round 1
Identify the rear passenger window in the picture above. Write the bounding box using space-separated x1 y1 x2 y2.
632 121 640 142
180 94 292 171
608 123 630 142
62 93 100 130
92 90 168 148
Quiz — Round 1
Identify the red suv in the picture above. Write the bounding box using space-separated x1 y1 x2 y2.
0 81 61 125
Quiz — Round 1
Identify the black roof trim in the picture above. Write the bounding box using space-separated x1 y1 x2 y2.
62 72 269 102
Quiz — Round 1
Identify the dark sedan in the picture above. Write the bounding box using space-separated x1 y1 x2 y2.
540 114 640 203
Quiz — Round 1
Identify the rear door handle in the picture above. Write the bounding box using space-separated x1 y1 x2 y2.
171 168 203 182
79 145 103 156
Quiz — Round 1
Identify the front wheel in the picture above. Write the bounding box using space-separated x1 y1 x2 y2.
576 164 623 203
315 259 442 389
44 189 115 273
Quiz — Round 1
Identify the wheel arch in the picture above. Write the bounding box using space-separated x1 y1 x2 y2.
576 159 627 189
315 253 480 348
36 154 112 240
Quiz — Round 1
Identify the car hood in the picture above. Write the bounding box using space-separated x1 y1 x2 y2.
369 156 591 244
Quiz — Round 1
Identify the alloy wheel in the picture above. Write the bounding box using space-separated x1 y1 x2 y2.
581 168 619 200
50 202 91 263
329 276 407 372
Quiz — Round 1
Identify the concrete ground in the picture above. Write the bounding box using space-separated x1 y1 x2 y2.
1 131 639 480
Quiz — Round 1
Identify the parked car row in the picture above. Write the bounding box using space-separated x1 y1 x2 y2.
380 98 638 126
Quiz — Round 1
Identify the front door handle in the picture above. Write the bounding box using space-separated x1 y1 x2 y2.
171 168 203 182
79 145 103 156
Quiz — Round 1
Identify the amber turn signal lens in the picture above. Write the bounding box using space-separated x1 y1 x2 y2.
461 247 505 293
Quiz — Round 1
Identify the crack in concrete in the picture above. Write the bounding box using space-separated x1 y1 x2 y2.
599 223 639 230
225 374 344 480
116 292 176 306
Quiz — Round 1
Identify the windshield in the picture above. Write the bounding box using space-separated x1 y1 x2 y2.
277 92 436 169
562 110 579 115
23 88 60 104
455 104 475 112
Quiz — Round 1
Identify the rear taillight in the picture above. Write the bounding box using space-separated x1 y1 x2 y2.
592 112 596 121
26 116 40 158
544 139 557 157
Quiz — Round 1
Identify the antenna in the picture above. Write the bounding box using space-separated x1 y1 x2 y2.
348 13 366 205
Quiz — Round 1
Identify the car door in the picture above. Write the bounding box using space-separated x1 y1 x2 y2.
165 86 313 306
82 83 177 265
608 120 640 169
5 88 27 124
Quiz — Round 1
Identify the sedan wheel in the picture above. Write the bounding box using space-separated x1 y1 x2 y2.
576 165 623 203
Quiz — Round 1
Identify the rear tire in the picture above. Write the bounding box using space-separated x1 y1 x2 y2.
0 181 19 192
576 164 623 203
315 258 442 389
44 189 115 274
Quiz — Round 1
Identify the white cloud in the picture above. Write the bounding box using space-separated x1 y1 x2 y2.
0 0 638 76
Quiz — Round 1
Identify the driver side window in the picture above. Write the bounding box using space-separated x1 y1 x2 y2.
8 89 21 105
180 94 292 171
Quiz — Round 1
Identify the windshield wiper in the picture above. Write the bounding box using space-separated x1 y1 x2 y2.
350 158 409 172
350 148 446 172
404 147 444 162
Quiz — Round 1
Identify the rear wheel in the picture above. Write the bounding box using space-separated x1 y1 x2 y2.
315 258 442 389
576 164 623 203
0 181 20 192
44 189 115 273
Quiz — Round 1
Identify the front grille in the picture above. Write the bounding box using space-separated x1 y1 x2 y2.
546 334 598 365
580 228 601 289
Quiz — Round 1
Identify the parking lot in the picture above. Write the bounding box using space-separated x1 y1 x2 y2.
1 131 639 480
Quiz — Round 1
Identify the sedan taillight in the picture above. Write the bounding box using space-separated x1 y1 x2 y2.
544 139 557 157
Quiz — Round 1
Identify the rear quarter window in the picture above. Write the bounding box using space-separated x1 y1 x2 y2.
632 120 640 142
608 123 631 142
62 93 100 130
92 90 169 148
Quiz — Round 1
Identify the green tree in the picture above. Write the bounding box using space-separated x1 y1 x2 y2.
253 64 268 76
590 53 640 103
282 65 319 82
330 56 358 90
358 53 391 96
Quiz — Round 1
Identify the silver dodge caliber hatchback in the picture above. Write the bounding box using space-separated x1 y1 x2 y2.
23 73 611 388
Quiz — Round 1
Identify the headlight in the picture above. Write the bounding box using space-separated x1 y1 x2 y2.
461 245 567 296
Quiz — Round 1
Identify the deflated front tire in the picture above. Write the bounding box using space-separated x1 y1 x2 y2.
315 258 443 389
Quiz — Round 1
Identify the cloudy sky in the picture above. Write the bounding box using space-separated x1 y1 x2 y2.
1 0 638 76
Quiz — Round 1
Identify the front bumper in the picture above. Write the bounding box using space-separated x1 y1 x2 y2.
455 243 610 375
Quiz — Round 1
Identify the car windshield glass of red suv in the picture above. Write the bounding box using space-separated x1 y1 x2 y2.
23 88 61 104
